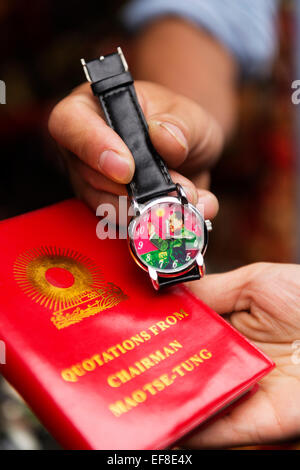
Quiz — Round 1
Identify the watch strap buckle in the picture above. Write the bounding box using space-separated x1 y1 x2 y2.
81 47 128 84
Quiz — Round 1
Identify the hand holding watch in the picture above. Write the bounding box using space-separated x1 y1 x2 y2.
81 48 212 290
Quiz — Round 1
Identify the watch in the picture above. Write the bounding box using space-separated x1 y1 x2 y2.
81 47 212 290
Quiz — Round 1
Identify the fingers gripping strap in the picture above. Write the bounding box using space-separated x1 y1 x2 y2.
85 53 176 203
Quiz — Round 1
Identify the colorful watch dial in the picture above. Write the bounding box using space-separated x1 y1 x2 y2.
131 201 205 274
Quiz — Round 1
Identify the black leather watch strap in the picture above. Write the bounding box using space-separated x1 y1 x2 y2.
82 50 176 204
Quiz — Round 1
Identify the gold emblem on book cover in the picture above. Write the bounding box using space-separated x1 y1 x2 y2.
13 246 127 329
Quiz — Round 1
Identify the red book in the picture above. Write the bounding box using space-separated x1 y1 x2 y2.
0 199 274 449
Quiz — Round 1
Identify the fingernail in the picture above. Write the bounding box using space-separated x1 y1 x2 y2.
159 122 188 150
98 150 133 183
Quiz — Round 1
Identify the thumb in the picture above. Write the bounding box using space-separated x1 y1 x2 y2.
186 263 264 314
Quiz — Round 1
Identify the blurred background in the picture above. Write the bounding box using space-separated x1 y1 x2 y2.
0 0 299 450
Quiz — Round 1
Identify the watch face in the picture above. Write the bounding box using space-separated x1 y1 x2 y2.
130 200 205 274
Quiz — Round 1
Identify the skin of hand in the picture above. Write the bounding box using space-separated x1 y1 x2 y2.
181 263 300 448
48 80 222 221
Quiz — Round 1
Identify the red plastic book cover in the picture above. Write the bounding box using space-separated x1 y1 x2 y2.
0 199 274 450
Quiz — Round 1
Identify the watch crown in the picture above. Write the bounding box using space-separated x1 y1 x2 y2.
205 219 213 232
